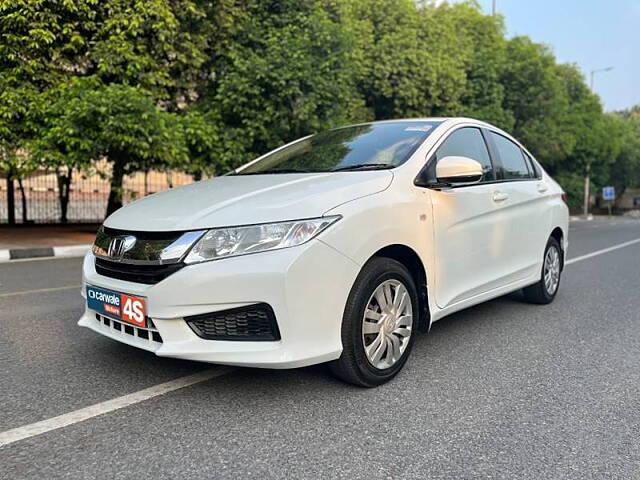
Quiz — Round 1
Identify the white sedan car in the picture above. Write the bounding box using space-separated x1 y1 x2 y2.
79 118 568 386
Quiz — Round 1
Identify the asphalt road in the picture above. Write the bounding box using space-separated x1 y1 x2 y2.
1 217 639 479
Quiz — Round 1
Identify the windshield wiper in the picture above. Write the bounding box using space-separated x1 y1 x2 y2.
331 163 394 172
230 164 394 175
230 168 309 175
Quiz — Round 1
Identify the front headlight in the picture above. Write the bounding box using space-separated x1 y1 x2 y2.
184 216 341 264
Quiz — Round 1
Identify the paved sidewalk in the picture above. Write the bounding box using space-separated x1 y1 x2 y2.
0 225 98 249
0 225 98 261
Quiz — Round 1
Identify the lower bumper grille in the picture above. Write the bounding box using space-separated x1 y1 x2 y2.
95 313 163 343
185 303 280 341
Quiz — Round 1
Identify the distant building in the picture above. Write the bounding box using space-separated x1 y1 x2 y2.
616 188 640 210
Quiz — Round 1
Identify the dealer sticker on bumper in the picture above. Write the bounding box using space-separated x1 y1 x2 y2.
86 285 147 327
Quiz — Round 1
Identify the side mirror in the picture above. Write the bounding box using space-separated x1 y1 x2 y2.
435 156 483 186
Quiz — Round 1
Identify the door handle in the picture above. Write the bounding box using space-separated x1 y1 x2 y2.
492 191 509 202
537 183 549 193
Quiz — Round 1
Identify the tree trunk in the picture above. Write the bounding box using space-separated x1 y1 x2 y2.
56 168 73 223
106 157 126 217
17 177 28 223
583 164 591 217
6 171 15 225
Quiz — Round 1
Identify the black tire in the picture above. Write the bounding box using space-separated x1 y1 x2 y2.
330 257 419 387
522 236 562 304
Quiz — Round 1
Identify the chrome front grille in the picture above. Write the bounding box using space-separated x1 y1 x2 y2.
93 226 204 265
92 227 205 285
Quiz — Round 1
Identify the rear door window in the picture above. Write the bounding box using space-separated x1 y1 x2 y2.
522 150 541 178
489 132 532 180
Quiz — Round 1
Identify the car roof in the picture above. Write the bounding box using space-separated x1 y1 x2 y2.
362 117 538 159
355 117 493 128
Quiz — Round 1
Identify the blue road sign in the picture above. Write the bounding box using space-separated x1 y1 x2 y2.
602 186 615 201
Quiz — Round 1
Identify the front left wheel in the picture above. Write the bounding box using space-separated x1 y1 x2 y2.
330 257 418 387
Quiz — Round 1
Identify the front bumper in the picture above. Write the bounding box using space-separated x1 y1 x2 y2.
78 239 360 368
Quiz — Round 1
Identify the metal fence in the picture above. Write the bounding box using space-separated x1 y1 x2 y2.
1 166 197 224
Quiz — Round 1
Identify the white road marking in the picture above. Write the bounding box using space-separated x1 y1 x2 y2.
566 238 640 265
0 285 81 298
0 368 234 448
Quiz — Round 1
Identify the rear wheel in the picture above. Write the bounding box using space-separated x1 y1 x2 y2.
523 236 562 304
330 257 418 387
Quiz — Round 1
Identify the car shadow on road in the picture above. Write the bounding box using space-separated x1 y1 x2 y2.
205 290 546 390
89 289 549 393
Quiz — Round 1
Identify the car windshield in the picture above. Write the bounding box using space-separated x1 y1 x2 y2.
233 121 441 175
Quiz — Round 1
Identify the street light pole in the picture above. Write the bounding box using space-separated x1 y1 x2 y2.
583 66 614 217
492 0 497 16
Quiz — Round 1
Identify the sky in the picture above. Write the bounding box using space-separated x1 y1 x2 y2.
457 0 640 112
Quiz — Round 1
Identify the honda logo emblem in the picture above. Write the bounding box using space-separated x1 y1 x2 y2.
107 235 137 260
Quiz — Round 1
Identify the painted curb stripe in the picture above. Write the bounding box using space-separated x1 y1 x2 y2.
0 244 91 263
9 247 54 259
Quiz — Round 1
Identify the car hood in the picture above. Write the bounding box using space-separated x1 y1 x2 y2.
104 171 393 231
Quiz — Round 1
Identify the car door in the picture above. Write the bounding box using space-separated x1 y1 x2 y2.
426 127 513 309
484 130 549 280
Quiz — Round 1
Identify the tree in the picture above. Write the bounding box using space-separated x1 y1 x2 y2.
0 0 235 104
552 64 619 211
0 0 100 220
0 79 38 223
500 36 574 167
31 79 188 216
194 0 367 165
608 108 640 198
345 0 469 119
1 0 238 218
180 109 236 178
2 0 638 222
438 2 514 128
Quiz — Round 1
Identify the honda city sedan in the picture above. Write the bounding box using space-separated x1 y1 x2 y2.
79 118 569 386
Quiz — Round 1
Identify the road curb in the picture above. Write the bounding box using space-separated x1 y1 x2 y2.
0 244 91 263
